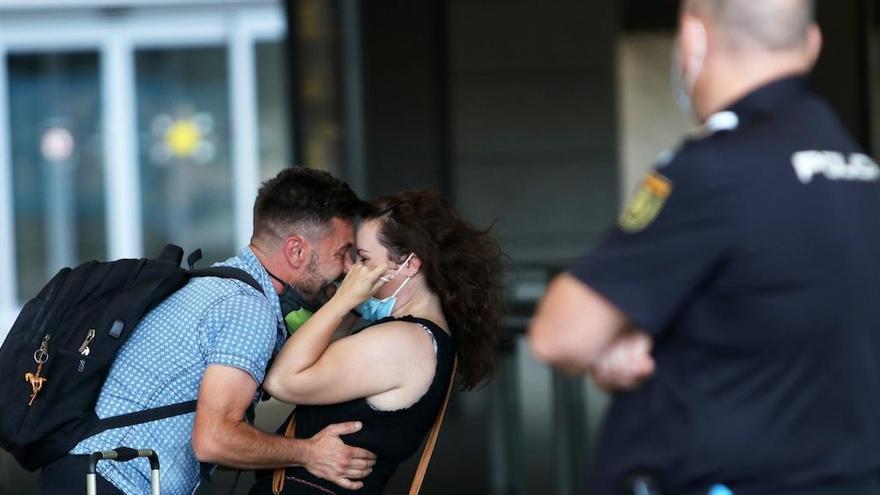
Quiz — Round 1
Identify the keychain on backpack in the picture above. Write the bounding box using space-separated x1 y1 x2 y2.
25 334 50 406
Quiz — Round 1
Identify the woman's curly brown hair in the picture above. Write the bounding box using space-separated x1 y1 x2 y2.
364 190 504 390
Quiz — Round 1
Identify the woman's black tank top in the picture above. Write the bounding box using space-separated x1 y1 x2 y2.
250 315 455 495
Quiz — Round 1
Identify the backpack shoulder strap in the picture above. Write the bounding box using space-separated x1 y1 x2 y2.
188 267 264 295
91 400 197 437
409 358 457 495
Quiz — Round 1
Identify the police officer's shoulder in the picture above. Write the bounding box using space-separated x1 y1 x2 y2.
659 111 746 177
620 113 749 234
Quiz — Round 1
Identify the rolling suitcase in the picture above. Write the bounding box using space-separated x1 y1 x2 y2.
87 447 160 495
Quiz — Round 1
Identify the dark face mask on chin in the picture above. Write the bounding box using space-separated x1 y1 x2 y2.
265 269 321 335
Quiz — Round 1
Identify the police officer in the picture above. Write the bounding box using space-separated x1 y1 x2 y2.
529 0 880 494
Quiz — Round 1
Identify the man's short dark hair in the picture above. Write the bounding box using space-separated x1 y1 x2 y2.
252 167 363 243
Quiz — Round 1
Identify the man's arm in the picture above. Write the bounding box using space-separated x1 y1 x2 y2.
528 273 631 375
191 364 376 490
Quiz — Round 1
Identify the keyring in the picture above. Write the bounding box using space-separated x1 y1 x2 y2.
34 349 49 364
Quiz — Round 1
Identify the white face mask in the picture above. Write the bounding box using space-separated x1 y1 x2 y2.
671 20 708 118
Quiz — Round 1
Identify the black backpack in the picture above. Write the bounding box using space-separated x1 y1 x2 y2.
0 244 264 471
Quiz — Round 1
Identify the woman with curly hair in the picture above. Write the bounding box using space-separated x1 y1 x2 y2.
250 190 505 494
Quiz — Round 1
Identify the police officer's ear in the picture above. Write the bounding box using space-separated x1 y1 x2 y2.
679 13 709 72
804 23 823 70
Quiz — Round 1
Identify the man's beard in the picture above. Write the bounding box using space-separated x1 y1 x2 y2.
292 251 339 308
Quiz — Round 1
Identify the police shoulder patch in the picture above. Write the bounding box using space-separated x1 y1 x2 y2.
618 172 673 233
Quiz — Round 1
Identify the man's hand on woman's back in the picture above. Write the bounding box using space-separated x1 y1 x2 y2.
303 421 377 490
192 364 376 490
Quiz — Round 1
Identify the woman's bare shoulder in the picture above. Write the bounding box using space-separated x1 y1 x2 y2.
352 320 438 355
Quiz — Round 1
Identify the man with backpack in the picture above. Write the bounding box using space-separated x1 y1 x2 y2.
36 167 376 494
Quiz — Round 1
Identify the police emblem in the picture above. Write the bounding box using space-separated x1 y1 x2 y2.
619 172 673 233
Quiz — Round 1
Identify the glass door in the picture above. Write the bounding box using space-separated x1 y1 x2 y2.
8 51 106 303
0 1 288 334
136 46 235 263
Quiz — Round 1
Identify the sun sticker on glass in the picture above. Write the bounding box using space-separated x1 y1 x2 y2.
150 111 216 166
619 172 673 233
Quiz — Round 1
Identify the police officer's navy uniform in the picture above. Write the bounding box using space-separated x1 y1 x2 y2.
571 76 880 495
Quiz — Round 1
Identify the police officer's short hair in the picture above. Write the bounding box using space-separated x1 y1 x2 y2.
684 0 816 51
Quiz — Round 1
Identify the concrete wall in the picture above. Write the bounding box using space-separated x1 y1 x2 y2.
449 0 619 266
872 30 880 154
446 1 619 493
360 0 450 198
814 0 875 152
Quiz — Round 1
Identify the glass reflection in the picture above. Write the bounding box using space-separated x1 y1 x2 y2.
136 47 234 264
8 52 106 303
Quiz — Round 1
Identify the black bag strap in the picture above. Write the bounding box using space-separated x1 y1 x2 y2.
189 267 264 295
91 397 258 453
156 245 263 295
91 400 197 436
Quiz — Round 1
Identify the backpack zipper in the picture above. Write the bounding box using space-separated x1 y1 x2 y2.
28 268 70 345
78 328 96 356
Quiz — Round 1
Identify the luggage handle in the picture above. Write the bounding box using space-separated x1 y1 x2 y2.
88 447 160 495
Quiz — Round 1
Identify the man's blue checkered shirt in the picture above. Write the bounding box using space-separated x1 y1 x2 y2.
71 247 286 494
